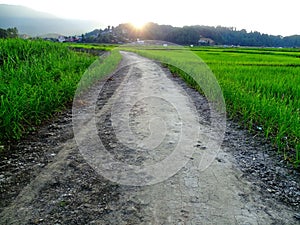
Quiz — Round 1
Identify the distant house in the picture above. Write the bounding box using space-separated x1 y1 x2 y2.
58 36 66 43
56 35 81 43
19 34 30 39
136 38 144 44
198 36 214 45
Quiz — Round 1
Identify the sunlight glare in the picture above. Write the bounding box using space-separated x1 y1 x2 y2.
130 21 147 30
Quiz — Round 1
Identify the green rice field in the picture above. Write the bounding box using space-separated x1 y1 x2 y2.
0 39 121 143
193 47 299 166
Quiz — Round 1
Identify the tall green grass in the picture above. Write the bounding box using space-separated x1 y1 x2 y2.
194 48 300 166
0 39 97 143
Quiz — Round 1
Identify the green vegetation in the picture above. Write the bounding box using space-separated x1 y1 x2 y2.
85 22 300 47
0 39 120 144
193 47 300 166
66 43 118 51
0 27 18 39
75 48 122 92
124 45 300 167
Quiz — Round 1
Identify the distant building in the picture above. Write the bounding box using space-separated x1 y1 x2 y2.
136 38 145 44
58 36 66 43
19 34 30 39
198 36 214 45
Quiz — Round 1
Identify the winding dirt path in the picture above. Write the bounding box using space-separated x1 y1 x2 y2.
0 52 299 224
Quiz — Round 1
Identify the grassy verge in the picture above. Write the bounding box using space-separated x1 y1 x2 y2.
0 39 120 144
66 43 118 51
76 49 122 92
193 47 300 166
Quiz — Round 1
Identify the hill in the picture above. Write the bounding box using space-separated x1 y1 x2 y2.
0 4 100 36
84 22 300 47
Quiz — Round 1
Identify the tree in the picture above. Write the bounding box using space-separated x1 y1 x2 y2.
82 23 300 47
0 28 8 38
0 27 18 38
6 27 18 38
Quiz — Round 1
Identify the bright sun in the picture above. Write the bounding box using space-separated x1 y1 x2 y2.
130 21 147 29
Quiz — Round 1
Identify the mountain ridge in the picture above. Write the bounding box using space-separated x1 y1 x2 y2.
0 4 101 36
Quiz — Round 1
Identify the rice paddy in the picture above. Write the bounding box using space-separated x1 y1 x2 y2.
0 39 120 143
194 47 300 166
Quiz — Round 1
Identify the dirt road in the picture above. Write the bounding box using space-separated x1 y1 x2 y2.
0 52 299 224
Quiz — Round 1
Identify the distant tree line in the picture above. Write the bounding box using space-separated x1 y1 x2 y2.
83 23 300 47
0 27 18 38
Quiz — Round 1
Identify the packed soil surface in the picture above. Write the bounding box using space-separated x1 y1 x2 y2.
0 52 299 224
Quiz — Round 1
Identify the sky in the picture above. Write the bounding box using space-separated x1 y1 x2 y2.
1 0 299 36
